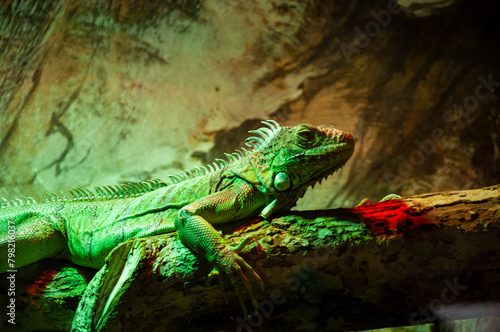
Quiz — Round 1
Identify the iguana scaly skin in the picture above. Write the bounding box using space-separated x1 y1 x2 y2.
0 120 354 314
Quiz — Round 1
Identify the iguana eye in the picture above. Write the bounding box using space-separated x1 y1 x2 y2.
298 130 313 141
295 125 319 148
274 172 291 191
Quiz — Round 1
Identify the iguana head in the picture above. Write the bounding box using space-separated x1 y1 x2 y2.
235 120 354 214
265 122 354 191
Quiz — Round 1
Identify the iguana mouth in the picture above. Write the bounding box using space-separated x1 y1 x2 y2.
305 142 354 157
303 128 355 187
315 150 352 176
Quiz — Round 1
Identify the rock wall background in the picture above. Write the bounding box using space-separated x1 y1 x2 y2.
1 0 499 210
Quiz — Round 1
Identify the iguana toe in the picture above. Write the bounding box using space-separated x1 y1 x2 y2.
380 193 402 202
356 198 371 206
211 245 263 318
356 194 401 207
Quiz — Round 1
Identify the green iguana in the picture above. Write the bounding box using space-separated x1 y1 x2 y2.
0 120 354 318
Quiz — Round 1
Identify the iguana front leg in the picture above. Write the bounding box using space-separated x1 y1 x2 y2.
174 181 265 316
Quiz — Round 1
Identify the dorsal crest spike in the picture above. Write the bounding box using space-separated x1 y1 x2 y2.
83 188 94 199
71 189 79 199
246 136 265 145
120 185 129 196
148 179 158 189
234 149 244 158
104 187 112 198
135 183 145 195
106 186 113 197
216 158 228 166
106 186 118 198
256 127 273 139
116 186 125 198
248 129 268 140
128 184 136 194
118 185 128 196
132 184 141 196
94 186 104 199
245 141 259 149
76 188 87 199
261 119 281 131
120 184 129 195
174 173 185 181
224 153 237 163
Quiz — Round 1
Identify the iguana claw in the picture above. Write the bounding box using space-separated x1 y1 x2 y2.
211 244 263 318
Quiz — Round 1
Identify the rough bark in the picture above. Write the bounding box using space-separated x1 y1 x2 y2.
2 185 498 331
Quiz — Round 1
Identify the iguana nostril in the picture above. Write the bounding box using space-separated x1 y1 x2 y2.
337 132 354 145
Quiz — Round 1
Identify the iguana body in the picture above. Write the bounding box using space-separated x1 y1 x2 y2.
0 120 354 314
